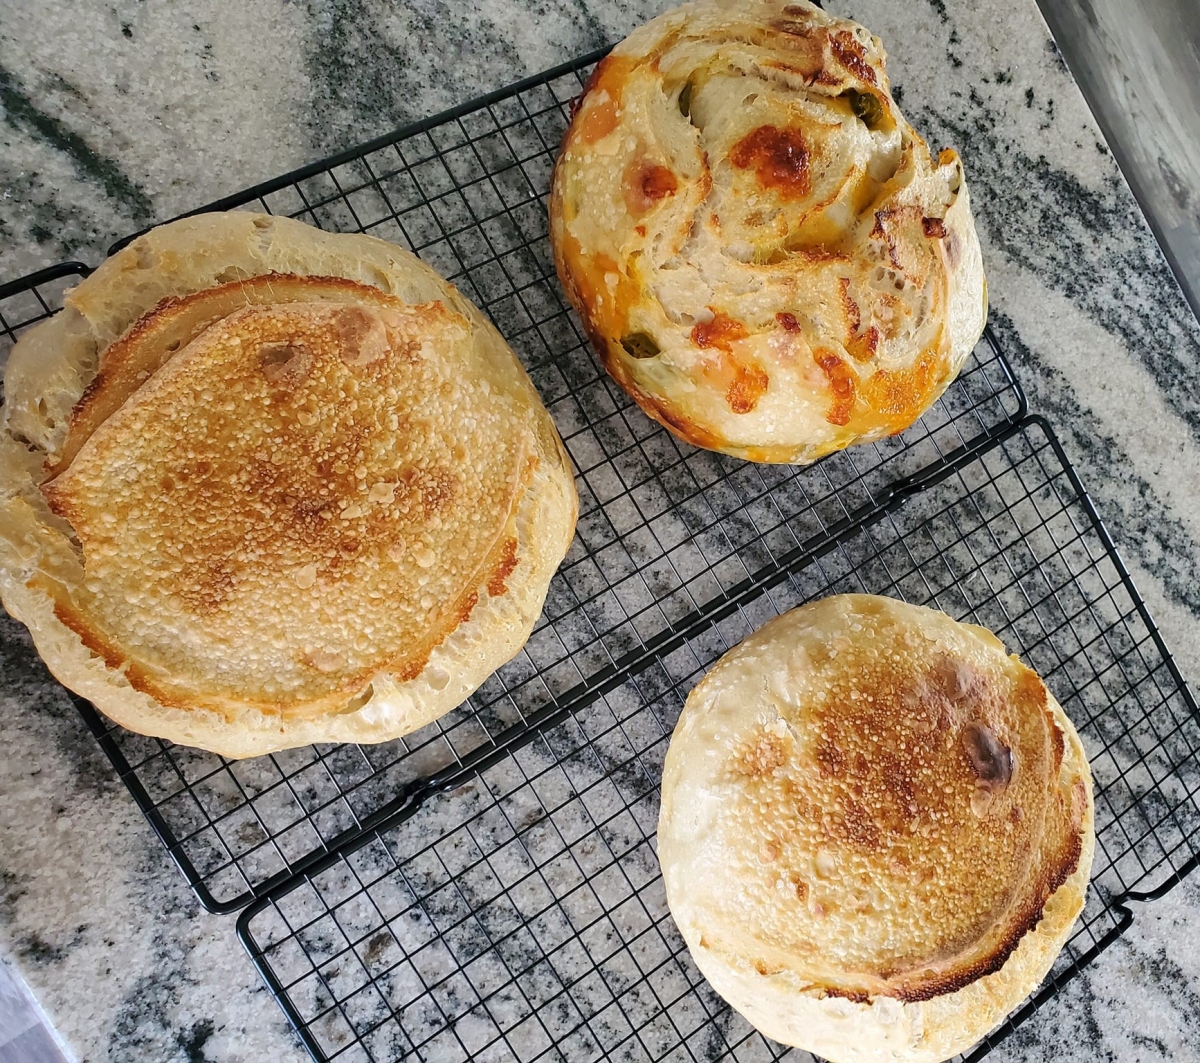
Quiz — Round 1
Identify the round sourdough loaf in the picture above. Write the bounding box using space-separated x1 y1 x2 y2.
0 212 577 758
550 0 986 463
658 595 1093 1062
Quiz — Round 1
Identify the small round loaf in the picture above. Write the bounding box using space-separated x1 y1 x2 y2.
550 0 986 463
0 212 577 758
658 595 1093 1063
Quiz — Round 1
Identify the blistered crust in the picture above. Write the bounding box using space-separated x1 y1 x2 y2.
658 595 1093 1062
550 0 987 463
0 212 577 758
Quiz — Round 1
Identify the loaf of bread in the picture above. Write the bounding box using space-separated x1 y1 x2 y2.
550 0 986 463
658 595 1093 1062
0 212 577 758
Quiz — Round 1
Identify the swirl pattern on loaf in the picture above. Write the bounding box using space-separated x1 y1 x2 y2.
551 0 987 463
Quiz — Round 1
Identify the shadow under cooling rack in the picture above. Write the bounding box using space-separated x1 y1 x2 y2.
236 418 1200 1063
0 52 1024 915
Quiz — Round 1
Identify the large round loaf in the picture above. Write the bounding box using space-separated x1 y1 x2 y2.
550 0 986 463
0 212 577 758
658 595 1093 1062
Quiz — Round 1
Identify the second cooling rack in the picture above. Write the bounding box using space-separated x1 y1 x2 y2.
234 417 1200 1063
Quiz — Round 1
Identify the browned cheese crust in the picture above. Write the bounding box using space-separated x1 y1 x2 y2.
657 595 1094 1062
550 0 987 463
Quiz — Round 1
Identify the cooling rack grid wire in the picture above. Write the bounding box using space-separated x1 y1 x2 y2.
235 419 1200 1063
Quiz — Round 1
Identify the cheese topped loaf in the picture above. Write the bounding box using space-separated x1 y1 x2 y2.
551 0 987 463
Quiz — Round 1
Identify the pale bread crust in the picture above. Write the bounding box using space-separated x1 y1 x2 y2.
0 212 577 758
658 595 1094 1063
550 0 987 463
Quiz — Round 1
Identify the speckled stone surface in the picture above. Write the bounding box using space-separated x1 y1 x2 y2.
2 0 1200 1061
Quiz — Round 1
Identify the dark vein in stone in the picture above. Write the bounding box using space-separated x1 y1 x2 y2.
0 63 153 222
988 310 1200 623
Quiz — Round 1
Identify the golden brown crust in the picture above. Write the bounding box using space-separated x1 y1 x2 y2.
51 273 406 477
0 212 577 757
41 293 532 717
549 0 987 464
658 595 1094 1062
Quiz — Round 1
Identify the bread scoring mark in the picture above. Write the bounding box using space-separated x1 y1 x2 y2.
49 591 129 673
57 292 183 470
814 349 857 426
894 818 1085 1003
623 157 679 215
838 277 861 335
486 536 520 597
729 125 812 200
829 30 877 85
50 273 416 480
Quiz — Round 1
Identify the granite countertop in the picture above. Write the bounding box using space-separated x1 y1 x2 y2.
3 0 1200 1060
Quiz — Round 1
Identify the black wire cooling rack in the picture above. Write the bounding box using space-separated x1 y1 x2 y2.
232 417 1200 1063
0 50 1024 917
1 41 1197 1063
